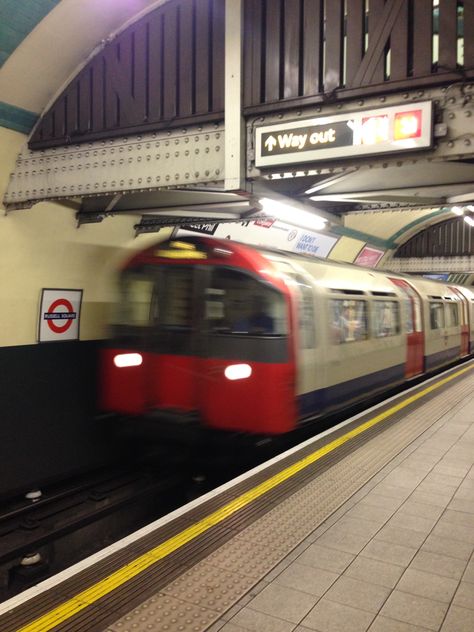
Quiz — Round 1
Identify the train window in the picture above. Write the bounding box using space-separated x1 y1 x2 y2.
330 299 368 344
446 302 459 327
296 278 315 348
373 301 401 338
115 274 155 326
206 268 287 336
403 297 414 334
429 302 445 329
158 267 193 328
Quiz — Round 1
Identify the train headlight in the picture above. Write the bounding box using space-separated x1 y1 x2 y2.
113 353 143 368
224 364 252 380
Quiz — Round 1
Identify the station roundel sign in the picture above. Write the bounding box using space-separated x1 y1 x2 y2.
39 289 82 342
45 298 76 333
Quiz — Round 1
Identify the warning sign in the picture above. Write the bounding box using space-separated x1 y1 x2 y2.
38 289 82 342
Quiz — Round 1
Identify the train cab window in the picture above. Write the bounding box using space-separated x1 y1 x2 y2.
330 299 368 344
115 273 155 326
373 301 401 338
158 267 193 329
429 302 445 329
446 302 459 327
206 268 287 336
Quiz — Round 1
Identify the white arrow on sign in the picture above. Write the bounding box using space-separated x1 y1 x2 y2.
264 135 277 151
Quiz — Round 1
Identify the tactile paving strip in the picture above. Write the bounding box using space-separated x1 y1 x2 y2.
106 373 473 632
3 366 472 632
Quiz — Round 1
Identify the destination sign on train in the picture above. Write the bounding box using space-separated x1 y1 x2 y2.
255 101 433 167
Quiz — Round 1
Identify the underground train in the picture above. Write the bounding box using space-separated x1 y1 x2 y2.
100 236 474 437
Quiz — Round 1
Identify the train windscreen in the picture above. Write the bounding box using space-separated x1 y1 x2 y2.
205 268 287 337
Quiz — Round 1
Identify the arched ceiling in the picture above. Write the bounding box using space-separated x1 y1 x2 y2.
0 0 161 131
1 0 473 264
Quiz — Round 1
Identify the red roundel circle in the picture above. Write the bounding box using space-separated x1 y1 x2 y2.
46 298 75 334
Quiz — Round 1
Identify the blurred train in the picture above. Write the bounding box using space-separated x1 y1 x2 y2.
100 237 474 437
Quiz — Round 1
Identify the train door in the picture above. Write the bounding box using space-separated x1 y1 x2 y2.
145 264 203 411
449 287 470 356
292 275 326 417
389 278 424 377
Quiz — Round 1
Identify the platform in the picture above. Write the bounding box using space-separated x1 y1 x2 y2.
1 361 473 632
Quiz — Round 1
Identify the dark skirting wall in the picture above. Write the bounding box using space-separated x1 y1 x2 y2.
0 341 122 500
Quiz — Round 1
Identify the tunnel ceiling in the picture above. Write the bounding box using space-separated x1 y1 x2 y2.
1 0 474 263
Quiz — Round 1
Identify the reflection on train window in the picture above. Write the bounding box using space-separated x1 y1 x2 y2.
206 268 287 336
403 298 414 334
446 302 459 327
373 301 400 338
158 267 193 328
115 274 155 326
330 299 368 344
429 302 445 329
297 278 316 348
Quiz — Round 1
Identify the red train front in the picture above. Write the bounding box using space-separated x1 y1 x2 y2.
100 237 297 436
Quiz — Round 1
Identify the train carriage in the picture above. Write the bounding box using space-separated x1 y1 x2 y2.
100 237 474 438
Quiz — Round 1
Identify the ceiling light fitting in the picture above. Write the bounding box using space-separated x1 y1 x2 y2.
450 205 474 225
259 197 327 231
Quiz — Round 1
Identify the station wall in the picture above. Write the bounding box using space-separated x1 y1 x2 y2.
0 127 170 499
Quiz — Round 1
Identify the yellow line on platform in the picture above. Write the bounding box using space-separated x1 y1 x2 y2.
17 363 473 631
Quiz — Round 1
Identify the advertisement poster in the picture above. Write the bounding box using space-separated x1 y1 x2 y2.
177 219 338 259
38 289 83 342
355 246 385 268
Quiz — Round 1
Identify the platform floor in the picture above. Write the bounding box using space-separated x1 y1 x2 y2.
1 362 473 632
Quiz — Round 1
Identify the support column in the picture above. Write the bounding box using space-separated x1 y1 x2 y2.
224 0 246 191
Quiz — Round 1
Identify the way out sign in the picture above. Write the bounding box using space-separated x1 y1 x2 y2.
38 289 83 342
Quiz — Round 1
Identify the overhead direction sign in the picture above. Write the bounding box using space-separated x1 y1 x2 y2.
255 101 433 167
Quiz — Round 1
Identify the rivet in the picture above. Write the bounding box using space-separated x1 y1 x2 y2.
195 149 199 154
465 110 472 117
175 151 179 157
156 154 160 159
448 112 455 119
464 138 471 146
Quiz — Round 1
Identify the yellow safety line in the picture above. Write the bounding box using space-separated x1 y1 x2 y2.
15 363 473 632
